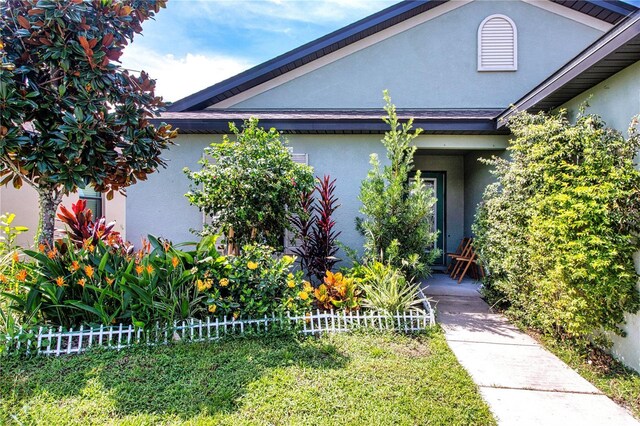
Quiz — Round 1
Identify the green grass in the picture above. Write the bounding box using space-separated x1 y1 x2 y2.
534 334 640 419
1 329 495 425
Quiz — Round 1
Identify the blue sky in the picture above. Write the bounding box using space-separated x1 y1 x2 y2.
120 0 640 102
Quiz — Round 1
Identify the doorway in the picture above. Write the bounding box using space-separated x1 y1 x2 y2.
411 171 446 265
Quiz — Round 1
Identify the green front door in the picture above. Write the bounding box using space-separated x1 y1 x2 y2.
411 171 446 265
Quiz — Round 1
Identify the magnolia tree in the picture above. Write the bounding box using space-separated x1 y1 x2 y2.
0 0 177 245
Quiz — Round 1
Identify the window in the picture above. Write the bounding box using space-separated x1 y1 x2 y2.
478 14 517 72
79 185 103 218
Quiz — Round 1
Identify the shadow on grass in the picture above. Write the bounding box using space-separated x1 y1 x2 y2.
1 333 350 421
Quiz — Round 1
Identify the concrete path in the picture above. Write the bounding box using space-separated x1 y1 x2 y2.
423 274 639 426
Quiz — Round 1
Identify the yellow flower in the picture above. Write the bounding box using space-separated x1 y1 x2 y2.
233 311 240 320
78 278 86 288
196 279 213 292
171 256 179 268
282 255 294 265
55 276 65 287
135 265 144 275
84 265 94 279
219 278 229 287
303 281 313 293
298 291 309 300
287 273 294 279
247 261 258 270
208 304 217 314
287 280 296 288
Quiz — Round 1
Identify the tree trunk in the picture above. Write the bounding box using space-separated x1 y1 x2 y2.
38 189 60 247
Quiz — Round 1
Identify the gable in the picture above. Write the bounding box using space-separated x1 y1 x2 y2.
220 0 607 110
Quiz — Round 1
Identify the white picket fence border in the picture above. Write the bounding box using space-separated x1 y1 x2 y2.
5 305 435 357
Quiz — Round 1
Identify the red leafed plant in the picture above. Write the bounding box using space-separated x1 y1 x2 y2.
292 175 341 283
57 200 128 250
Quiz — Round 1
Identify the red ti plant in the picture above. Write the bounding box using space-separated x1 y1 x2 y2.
310 175 341 281
290 190 316 275
57 200 129 251
291 175 341 283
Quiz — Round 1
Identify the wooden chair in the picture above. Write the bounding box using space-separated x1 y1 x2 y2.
450 243 485 284
449 240 474 279
446 237 471 274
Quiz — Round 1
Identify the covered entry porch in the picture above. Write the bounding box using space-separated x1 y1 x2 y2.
412 142 507 270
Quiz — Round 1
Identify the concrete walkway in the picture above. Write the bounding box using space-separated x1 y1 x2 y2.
423 274 639 426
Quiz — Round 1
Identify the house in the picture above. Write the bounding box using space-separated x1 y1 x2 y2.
2 0 638 369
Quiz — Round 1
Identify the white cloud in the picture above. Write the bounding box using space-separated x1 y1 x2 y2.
120 45 253 102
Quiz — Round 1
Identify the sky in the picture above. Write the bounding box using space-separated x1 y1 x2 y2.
120 0 640 103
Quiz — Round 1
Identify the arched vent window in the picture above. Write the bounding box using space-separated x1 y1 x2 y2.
478 14 517 71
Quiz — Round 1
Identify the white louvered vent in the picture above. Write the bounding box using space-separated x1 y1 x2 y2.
478 15 517 72
291 153 308 165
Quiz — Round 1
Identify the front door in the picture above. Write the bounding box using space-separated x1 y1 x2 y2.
411 171 446 265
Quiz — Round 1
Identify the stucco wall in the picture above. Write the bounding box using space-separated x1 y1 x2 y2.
463 150 510 236
228 0 604 110
560 60 640 373
0 185 126 248
127 133 509 264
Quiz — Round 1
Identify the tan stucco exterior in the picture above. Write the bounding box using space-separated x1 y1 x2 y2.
0 184 126 248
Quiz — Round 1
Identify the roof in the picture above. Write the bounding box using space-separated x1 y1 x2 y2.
167 0 637 113
498 9 640 126
155 109 508 135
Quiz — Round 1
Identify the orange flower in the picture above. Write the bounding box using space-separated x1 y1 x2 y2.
78 278 86 288
38 243 45 252
88 244 95 253
105 277 114 286
0 274 7 283
12 251 19 263
145 264 154 274
171 256 179 268
163 240 171 252
16 269 27 282
70 261 80 272
47 248 57 259
135 265 144 275
84 265 94 278
55 276 65 287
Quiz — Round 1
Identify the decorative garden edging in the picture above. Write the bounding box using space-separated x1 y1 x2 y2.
5 305 435 357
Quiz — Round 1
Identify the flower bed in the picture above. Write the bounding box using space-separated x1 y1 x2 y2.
5 307 434 357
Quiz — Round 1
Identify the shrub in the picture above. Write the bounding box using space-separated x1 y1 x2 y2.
205 244 313 318
185 118 314 253
291 175 341 283
474 110 640 343
358 262 425 314
356 91 439 279
314 271 361 312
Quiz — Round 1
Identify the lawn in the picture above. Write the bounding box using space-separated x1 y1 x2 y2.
1 329 495 425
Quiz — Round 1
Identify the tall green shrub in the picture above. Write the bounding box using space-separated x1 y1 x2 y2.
356 92 439 279
474 110 640 343
185 118 314 253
